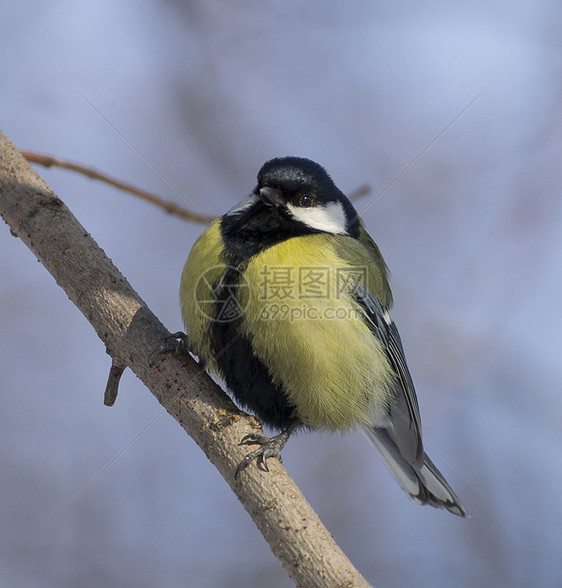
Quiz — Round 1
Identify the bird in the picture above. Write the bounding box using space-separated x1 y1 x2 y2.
179 156 467 517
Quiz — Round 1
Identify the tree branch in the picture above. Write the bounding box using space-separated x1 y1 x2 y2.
21 149 212 224
0 131 372 588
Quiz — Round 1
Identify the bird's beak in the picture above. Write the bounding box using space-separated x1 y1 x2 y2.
259 186 283 207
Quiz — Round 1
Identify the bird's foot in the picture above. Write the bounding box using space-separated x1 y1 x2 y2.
149 331 190 366
235 429 292 479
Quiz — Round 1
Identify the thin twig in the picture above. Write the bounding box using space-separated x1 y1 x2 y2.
349 184 371 201
21 150 212 224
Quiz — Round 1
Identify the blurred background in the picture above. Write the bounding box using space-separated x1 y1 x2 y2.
2 1 562 586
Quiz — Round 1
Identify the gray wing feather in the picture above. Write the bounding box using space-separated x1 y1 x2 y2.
354 285 467 516
354 284 423 466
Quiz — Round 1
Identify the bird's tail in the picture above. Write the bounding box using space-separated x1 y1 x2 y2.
362 426 467 517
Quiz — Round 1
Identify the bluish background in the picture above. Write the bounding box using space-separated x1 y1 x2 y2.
2 1 562 586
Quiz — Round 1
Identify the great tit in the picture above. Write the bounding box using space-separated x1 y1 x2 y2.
180 156 466 517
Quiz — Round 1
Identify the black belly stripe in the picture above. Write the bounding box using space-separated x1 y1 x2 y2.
210 266 297 430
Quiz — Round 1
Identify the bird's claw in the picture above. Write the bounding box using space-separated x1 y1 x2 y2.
149 332 189 366
239 432 269 446
234 431 288 479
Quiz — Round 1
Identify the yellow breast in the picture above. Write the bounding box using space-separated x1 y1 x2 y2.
239 233 394 431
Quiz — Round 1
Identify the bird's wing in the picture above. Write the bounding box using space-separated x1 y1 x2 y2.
353 284 424 467
334 237 466 514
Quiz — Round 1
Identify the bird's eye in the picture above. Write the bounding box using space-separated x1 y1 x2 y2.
299 194 314 208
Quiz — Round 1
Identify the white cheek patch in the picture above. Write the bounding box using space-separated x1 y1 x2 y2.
286 201 348 234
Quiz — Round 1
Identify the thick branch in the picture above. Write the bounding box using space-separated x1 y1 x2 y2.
0 131 371 588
